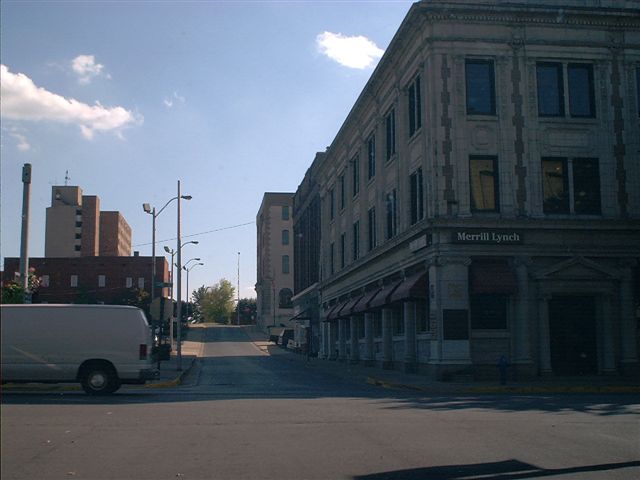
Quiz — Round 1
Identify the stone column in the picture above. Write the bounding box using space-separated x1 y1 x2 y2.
538 295 552 375
601 294 616 374
403 301 417 373
328 321 338 360
620 269 639 372
514 258 532 363
350 316 359 364
382 308 393 369
320 322 328 359
338 318 347 362
364 312 374 366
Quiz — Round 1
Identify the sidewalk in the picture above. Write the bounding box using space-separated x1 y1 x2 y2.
145 324 206 388
243 326 640 395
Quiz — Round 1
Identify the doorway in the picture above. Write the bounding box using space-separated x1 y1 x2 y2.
548 295 598 375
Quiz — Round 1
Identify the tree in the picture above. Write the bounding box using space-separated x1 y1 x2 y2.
191 285 208 322
201 279 235 324
236 298 257 325
1 267 41 304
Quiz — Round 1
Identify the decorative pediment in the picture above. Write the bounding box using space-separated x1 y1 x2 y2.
533 257 620 281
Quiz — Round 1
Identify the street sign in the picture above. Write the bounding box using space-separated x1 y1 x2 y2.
155 281 172 288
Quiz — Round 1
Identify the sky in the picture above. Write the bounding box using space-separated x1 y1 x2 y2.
1 0 414 301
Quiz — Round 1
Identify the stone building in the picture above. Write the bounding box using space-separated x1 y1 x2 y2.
45 185 132 258
315 0 640 379
255 193 295 333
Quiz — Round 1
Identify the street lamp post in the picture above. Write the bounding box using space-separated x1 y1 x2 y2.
145 184 192 371
165 242 198 347
183 262 204 319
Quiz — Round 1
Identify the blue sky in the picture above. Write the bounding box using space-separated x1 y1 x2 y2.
1 0 413 299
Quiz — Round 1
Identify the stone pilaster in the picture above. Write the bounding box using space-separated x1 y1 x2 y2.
328 321 338 360
382 308 394 369
620 269 639 373
403 301 417 373
338 318 347 362
514 258 532 363
350 316 360 364
538 295 552 375
364 312 375 366
601 294 616 374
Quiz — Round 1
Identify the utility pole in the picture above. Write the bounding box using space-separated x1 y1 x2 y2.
19 164 32 303
237 252 240 326
176 180 183 371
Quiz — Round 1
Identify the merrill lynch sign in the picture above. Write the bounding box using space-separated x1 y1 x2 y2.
453 231 522 245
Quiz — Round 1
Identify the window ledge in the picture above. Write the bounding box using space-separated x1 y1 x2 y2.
538 117 598 125
471 330 510 338
466 114 498 121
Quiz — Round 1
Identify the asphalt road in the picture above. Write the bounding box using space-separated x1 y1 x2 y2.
2 324 639 480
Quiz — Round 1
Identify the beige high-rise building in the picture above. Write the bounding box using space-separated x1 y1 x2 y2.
45 186 132 258
255 192 295 332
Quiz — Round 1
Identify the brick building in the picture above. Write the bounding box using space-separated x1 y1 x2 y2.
2 256 168 305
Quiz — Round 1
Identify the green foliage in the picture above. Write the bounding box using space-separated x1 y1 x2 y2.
1 282 26 304
236 297 257 324
190 285 208 322
201 279 235 324
117 288 151 313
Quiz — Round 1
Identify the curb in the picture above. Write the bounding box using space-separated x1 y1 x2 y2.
365 376 640 394
144 357 198 389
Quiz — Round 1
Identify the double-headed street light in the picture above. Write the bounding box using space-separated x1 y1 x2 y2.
164 241 198 302
183 261 204 320
144 186 192 371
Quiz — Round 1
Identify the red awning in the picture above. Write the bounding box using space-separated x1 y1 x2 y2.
388 272 428 304
351 288 382 314
470 261 517 295
367 280 403 310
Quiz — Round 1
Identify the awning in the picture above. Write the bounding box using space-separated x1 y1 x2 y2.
388 272 428 304
351 288 382 314
336 294 364 318
470 261 517 295
326 301 348 321
289 309 310 322
367 280 403 310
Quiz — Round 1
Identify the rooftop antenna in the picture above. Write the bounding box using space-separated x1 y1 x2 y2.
64 170 70 186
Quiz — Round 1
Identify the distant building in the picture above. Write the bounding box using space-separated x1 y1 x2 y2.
45 185 132 258
306 0 639 378
255 193 295 332
2 255 168 305
292 152 325 354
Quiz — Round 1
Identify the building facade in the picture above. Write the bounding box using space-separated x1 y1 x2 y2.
255 193 295 332
315 0 640 379
292 153 325 353
3 256 169 305
45 186 132 258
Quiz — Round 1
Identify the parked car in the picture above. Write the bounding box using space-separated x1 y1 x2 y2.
277 328 294 347
1 304 158 395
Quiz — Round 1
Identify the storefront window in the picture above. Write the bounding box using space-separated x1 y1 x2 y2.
471 294 508 329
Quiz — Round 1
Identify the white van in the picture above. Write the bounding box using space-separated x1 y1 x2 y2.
1 304 158 395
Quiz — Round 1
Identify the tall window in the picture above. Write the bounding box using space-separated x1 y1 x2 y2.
352 154 360 197
138 277 145 289
329 188 335 221
373 311 383 338
386 189 397 240
385 108 396 161
636 67 640 116
71 275 78 287
279 288 293 308
282 205 290 220
568 64 595 117
330 242 335 275
98 275 106 287
408 75 422 137
542 157 601 214
537 62 564 116
465 59 496 115
126 277 133 288
537 62 595 118
367 134 376 180
469 156 499 212
392 307 404 335
339 174 345 210
41 275 50 288
282 229 289 245
340 233 346 269
282 255 290 274
410 167 425 224
368 207 377 251
352 221 360 261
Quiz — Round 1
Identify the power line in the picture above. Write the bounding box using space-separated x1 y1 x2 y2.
133 221 254 247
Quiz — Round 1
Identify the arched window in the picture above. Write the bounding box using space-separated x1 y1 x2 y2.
279 288 293 308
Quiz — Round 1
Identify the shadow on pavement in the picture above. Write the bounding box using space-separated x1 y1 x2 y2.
353 459 640 480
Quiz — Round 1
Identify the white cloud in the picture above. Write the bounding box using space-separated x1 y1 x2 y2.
0 64 140 140
163 91 186 108
316 31 384 69
3 127 31 151
71 54 110 84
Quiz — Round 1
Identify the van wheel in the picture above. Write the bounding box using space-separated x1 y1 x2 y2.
81 366 120 395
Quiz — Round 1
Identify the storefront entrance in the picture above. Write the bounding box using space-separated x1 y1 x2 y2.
549 295 598 375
